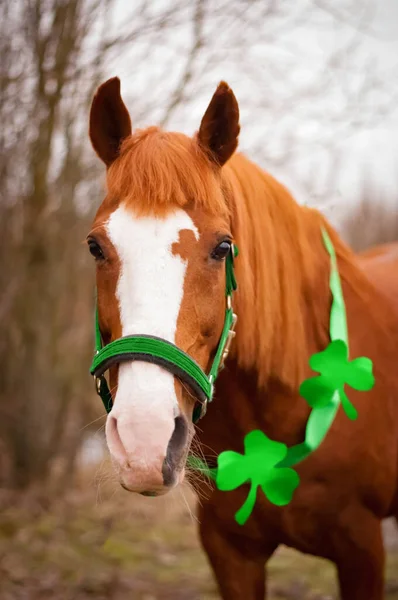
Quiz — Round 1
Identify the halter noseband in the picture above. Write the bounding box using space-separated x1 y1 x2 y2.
90 245 239 422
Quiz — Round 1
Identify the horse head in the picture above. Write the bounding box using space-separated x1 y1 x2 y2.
87 77 240 496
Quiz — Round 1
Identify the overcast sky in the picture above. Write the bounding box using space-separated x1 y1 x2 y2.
100 0 398 229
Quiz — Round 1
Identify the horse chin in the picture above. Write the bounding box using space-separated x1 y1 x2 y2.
119 467 185 497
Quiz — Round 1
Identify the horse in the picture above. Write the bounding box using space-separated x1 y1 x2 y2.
87 76 398 599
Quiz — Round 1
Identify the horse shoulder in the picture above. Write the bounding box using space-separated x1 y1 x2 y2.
357 242 398 308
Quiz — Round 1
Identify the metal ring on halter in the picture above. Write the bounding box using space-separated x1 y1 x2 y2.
199 399 208 419
94 375 101 395
199 375 215 418
220 313 238 370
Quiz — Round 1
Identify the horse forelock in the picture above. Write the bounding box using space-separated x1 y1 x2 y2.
105 127 229 218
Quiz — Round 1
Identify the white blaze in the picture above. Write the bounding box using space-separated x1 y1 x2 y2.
105 204 198 461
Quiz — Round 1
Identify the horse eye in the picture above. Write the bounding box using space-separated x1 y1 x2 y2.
211 240 232 261
88 239 104 260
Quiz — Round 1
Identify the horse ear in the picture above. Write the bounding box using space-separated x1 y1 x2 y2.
89 77 132 167
198 81 240 167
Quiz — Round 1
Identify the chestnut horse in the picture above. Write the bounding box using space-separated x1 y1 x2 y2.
87 77 398 599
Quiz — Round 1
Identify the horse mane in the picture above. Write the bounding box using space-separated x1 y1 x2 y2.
224 154 393 391
106 126 377 392
222 155 329 389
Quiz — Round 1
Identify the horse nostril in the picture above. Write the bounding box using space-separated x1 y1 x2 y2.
107 415 129 464
162 415 189 486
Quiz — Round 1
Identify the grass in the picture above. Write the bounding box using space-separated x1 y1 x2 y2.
0 463 397 600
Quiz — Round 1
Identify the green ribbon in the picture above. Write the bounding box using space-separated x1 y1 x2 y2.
188 227 375 525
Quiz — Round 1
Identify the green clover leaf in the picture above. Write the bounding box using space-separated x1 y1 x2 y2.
299 339 374 421
216 430 300 525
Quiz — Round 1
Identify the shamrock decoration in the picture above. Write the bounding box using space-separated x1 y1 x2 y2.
216 430 300 525
299 339 374 421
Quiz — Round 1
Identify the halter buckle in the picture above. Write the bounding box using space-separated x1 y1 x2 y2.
199 399 208 419
94 375 101 395
220 312 238 370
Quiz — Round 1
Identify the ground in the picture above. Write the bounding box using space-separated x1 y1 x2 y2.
0 463 397 600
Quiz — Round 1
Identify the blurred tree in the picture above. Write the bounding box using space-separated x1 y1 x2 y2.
0 0 186 490
0 0 396 491
338 182 398 251
0 0 102 489
145 0 398 206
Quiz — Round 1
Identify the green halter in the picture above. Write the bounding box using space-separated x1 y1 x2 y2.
90 245 239 423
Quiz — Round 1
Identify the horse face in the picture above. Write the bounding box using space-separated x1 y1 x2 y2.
87 78 239 496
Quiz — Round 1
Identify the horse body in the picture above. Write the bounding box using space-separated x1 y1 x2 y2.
359 243 398 306
193 153 398 599
88 78 398 599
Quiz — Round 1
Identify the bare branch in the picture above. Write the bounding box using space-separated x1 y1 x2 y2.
159 0 206 127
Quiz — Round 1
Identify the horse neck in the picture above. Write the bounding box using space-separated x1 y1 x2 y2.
224 154 335 393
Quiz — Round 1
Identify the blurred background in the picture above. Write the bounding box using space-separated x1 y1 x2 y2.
0 0 398 598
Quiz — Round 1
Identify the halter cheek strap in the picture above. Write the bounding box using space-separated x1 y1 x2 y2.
90 245 239 422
